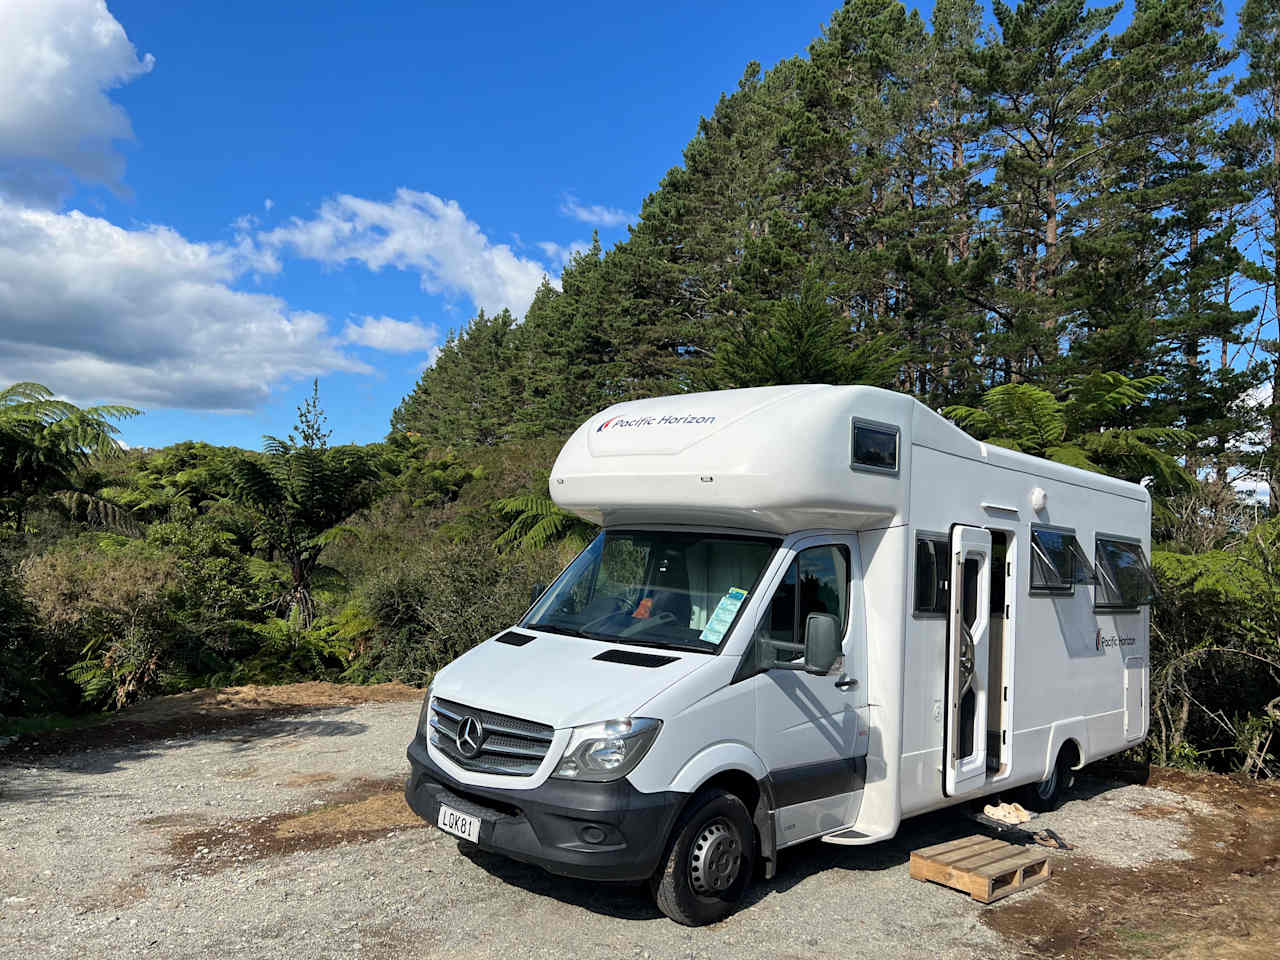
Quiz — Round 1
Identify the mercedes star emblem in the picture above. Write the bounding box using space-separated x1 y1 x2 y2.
456 715 484 758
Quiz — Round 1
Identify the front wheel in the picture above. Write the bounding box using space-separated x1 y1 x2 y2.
650 788 756 926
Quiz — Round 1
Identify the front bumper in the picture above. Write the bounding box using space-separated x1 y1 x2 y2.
405 736 684 882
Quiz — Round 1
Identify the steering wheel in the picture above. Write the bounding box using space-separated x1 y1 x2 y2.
620 610 678 637
580 596 634 633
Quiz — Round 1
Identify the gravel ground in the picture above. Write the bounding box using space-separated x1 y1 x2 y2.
0 702 1218 960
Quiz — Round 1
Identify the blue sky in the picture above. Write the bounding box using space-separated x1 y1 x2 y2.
0 0 1254 450
0 0 838 449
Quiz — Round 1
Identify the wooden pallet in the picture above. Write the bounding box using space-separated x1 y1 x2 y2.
909 835 1052 903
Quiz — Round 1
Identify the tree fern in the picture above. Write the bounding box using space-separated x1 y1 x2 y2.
494 493 596 551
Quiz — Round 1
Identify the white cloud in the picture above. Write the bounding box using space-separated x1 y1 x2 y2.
559 195 632 228
537 239 592 270
0 0 155 205
341 316 440 354
0 198 369 412
259 189 553 316
264 198 274 211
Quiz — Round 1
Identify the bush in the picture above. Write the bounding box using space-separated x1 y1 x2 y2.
1151 522 1280 777
350 537 565 685
19 522 271 709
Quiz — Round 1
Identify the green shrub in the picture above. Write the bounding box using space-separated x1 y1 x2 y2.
349 537 564 685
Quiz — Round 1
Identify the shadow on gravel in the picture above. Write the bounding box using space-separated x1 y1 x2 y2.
0 713 372 787
455 796 1067 922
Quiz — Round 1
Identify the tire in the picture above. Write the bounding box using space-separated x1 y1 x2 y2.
649 788 756 926
1019 748 1076 812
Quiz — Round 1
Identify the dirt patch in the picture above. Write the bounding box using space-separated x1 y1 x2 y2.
283 771 337 787
73 879 148 915
984 767 1280 959
0 682 423 759
164 776 430 876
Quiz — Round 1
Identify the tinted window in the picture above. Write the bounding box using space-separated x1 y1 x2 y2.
914 538 950 615
1095 538 1157 608
852 422 898 472
1030 528 1096 592
990 532 1007 617
755 545 849 666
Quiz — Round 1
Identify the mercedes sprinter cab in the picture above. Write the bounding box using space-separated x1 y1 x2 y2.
405 384 1155 925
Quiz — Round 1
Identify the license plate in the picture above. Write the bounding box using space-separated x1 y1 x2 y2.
437 803 481 843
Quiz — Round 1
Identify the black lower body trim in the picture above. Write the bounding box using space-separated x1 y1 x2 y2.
405 737 684 882
769 756 867 807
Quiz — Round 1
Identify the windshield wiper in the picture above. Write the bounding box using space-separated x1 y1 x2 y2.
527 622 589 639
528 622 709 653
605 636 712 654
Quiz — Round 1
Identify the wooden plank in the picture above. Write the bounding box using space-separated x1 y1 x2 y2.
948 845 1028 872
931 839 1008 866
912 834 993 860
973 850 1047 878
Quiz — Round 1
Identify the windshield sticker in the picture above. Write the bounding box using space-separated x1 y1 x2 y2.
698 587 749 646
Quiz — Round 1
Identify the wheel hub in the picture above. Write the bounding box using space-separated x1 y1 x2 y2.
689 819 742 895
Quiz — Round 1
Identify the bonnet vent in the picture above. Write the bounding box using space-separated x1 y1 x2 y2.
592 649 680 668
494 631 535 647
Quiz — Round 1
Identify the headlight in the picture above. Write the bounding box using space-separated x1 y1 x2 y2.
552 717 661 782
418 684 434 737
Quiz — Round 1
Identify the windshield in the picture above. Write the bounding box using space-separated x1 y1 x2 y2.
524 530 779 653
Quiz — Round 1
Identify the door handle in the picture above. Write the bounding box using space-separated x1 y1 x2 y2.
835 674 858 691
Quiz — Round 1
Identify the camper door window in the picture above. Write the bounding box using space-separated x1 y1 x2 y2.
522 530 779 654
1029 527 1098 594
1094 537 1157 609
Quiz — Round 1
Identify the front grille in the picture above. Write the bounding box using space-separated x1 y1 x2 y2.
428 697 554 777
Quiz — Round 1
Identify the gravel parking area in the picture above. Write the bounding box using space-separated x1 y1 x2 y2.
2 694 1275 960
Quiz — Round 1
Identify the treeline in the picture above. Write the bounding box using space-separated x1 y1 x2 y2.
2 0 1278 776
0 383 568 720
396 0 1280 503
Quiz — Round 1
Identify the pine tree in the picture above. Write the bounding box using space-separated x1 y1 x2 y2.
1236 0 1280 507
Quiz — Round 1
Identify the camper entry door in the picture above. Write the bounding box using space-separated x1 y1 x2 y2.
945 524 991 797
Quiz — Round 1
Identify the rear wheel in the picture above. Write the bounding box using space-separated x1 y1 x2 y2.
1019 747 1076 812
650 788 756 926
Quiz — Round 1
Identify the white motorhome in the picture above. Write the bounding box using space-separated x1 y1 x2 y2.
405 385 1155 924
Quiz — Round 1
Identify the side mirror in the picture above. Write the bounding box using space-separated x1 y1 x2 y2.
529 582 547 607
803 612 841 675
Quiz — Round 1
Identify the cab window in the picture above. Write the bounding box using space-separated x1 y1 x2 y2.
753 545 849 667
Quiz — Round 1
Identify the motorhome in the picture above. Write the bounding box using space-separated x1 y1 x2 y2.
405 384 1155 925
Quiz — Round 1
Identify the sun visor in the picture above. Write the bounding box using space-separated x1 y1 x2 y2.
586 385 820 458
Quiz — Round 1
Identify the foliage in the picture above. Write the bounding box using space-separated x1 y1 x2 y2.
494 493 597 552
1151 525 1280 777
944 373 1195 494
348 537 564 685
228 383 381 627
0 382 139 529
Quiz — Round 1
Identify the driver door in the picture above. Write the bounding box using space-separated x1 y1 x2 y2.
946 525 990 797
750 536 868 846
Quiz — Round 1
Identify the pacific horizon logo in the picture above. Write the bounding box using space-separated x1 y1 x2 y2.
596 413 717 432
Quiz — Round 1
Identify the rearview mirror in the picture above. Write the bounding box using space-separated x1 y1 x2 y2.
803 612 840 675
529 582 547 607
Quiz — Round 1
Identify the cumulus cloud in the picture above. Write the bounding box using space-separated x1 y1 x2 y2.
537 239 592 270
259 189 553 316
0 0 155 205
0 198 369 412
341 316 440 354
559 195 632 228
